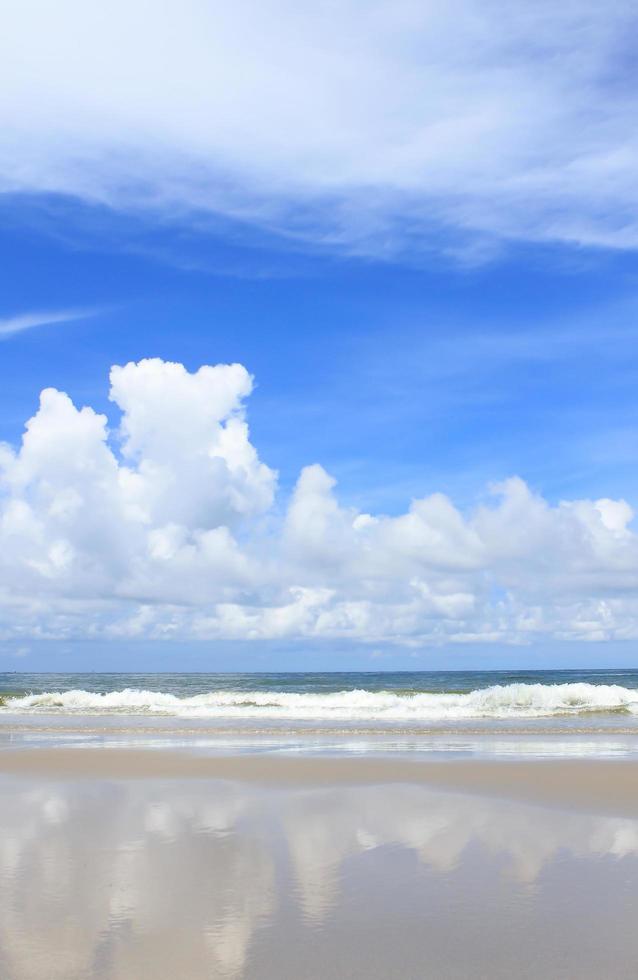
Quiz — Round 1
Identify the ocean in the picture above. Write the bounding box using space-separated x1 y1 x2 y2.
2 669 638 727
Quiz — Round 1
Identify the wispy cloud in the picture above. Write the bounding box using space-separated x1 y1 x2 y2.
0 1 637 260
0 308 95 338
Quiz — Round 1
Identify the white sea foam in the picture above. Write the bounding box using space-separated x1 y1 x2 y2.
3 683 638 720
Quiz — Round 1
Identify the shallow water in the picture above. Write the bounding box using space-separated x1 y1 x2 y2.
3 720 638 761
2 774 638 979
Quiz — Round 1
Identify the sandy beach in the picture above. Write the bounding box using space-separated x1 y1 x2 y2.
2 745 638 979
2 746 638 817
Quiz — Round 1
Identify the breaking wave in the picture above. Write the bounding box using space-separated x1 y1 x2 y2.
3 682 638 720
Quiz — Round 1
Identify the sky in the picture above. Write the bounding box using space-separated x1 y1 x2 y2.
2 0 638 670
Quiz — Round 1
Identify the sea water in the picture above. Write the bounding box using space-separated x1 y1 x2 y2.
2 670 638 759
3 669 638 723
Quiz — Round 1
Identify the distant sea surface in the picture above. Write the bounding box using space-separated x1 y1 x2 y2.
2 670 638 729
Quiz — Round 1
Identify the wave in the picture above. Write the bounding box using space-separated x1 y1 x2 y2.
3 682 638 720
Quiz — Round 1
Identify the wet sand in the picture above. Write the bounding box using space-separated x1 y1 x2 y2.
2 767 638 979
1 746 638 816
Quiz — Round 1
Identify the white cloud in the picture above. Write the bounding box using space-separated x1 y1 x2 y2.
0 309 92 338
1 357 638 646
0 1 637 257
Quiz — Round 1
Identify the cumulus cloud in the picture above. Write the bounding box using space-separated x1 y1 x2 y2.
1 1 638 257
1 357 638 646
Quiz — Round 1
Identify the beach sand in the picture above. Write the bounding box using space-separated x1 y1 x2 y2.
1 746 638 815
1 746 638 978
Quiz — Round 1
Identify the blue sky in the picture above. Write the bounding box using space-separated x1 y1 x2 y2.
2 1 638 669
3 208 637 513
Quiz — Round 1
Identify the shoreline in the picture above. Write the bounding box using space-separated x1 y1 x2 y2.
2 718 638 736
1 747 638 817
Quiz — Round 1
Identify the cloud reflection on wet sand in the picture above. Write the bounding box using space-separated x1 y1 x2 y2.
1 778 638 979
